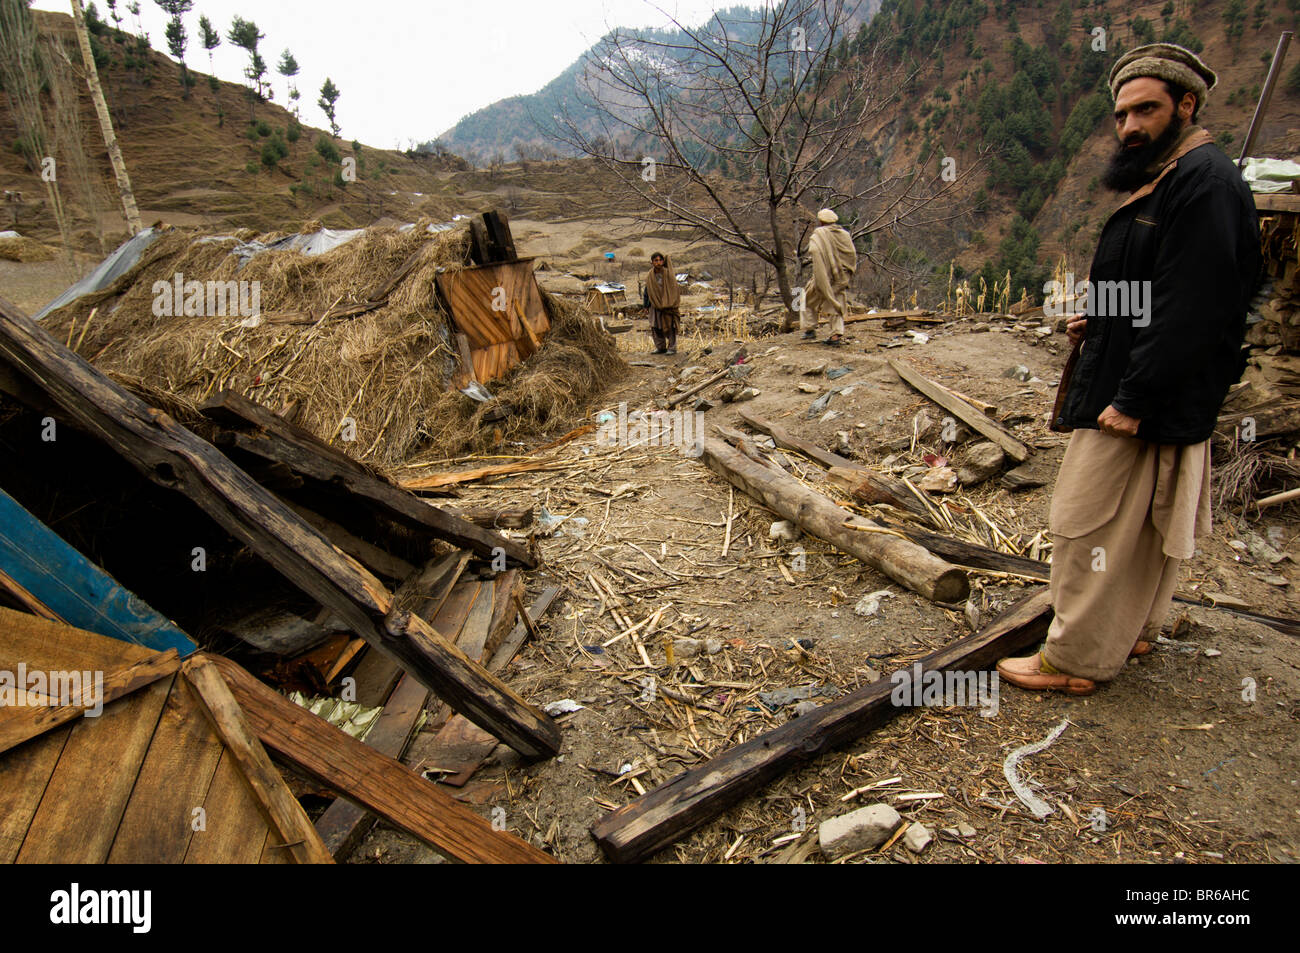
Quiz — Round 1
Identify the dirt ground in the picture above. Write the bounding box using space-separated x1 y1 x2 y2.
348 312 1300 865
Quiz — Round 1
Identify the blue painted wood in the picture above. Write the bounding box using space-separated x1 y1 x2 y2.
0 486 196 655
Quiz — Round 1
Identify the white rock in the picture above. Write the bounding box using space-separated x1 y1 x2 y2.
854 589 893 616
904 822 933 854
770 520 800 542
819 804 902 859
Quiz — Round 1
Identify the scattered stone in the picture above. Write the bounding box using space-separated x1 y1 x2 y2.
1204 648 1222 658
971 322 990 332
1247 533 1286 565
693 397 715 412
672 637 702 659
917 466 958 493
1262 574 1290 587
904 822 933 854
957 821 976 838
1003 364 1032 381
818 804 903 859
1001 460 1051 491
769 520 800 542
734 386 760 403
727 363 754 380
792 700 820 717
836 430 851 453
956 441 1006 486
797 382 820 394
679 366 704 380
803 362 828 376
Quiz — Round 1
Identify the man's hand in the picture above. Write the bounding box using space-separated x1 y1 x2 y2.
1097 404 1140 437
1066 317 1087 345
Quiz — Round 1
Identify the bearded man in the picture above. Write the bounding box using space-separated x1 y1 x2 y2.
998 44 1261 695
644 252 681 355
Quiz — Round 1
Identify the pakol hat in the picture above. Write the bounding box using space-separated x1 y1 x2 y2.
1109 43 1216 107
817 208 839 224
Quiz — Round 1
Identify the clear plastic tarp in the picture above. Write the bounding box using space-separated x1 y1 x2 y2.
1243 157 1300 194
35 226 162 320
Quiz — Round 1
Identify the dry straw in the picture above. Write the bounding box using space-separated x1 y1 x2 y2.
42 220 625 468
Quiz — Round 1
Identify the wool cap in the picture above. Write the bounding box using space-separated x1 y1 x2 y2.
817 208 839 224
1109 43 1217 107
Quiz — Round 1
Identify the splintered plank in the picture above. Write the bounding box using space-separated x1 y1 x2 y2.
888 359 1031 463
106 674 225 864
0 726 72 863
202 390 534 568
182 656 332 865
208 653 556 864
184 748 272 864
591 589 1053 863
15 676 172 863
0 298 558 759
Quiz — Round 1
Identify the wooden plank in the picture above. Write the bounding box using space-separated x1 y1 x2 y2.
314 671 431 859
591 588 1053 863
16 675 171 863
207 652 558 864
0 297 557 758
282 499 415 581
0 726 71 863
0 565 59 621
488 584 562 672
184 748 272 864
181 656 333 865
203 390 534 567
0 486 196 655
0 650 180 755
1256 193 1300 213
105 674 225 863
0 604 156 674
888 359 1032 464
737 410 930 521
702 437 968 603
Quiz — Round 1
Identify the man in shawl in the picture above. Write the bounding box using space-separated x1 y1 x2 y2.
998 44 1260 695
644 251 681 355
799 208 857 346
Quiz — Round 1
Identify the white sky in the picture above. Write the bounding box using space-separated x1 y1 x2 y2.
33 0 732 148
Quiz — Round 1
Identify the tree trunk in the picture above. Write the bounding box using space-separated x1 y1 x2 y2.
768 201 798 330
68 0 141 235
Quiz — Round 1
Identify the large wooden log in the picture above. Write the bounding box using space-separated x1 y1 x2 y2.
591 588 1053 863
888 359 1032 463
0 294 559 759
701 437 968 603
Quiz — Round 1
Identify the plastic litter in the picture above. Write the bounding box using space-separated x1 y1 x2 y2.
1003 718 1070 819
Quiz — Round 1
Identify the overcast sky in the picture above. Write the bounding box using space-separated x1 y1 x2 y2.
33 0 732 147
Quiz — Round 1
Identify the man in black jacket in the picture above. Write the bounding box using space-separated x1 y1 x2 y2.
998 44 1261 695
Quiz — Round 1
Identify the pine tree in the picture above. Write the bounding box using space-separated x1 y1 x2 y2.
277 49 299 113
155 1 193 97
318 77 341 137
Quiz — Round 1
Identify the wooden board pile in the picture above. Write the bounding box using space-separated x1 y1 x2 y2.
1251 195 1300 351
0 290 565 863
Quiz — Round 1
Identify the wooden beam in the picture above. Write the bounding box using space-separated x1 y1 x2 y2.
207 653 557 864
0 295 558 759
202 390 534 568
888 359 1031 463
0 650 180 755
314 671 430 858
701 437 968 603
181 655 334 865
590 588 1053 863
282 499 415 581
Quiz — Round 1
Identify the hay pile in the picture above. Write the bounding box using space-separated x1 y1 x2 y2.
40 220 625 467
0 233 57 262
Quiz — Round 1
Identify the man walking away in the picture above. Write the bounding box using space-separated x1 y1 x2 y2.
998 43 1261 696
800 208 857 346
644 252 681 355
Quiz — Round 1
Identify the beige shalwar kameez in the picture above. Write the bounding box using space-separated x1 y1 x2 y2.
1043 428 1212 681
800 224 857 336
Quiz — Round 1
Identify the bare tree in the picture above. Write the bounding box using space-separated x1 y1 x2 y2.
552 0 984 326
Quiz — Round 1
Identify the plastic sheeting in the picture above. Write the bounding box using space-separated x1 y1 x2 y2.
34 226 162 320
1243 157 1300 194
230 226 364 268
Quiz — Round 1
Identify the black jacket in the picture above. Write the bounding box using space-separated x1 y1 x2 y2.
1057 136 1261 444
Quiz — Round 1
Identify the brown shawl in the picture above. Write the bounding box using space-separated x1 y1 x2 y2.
645 256 681 311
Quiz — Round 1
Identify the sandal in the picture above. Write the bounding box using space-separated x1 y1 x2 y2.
801 330 816 340
824 336 844 346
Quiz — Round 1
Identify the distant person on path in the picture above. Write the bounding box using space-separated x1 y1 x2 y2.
998 43 1260 696
799 208 857 346
644 251 681 355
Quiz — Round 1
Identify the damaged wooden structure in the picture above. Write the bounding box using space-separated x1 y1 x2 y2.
0 291 566 862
